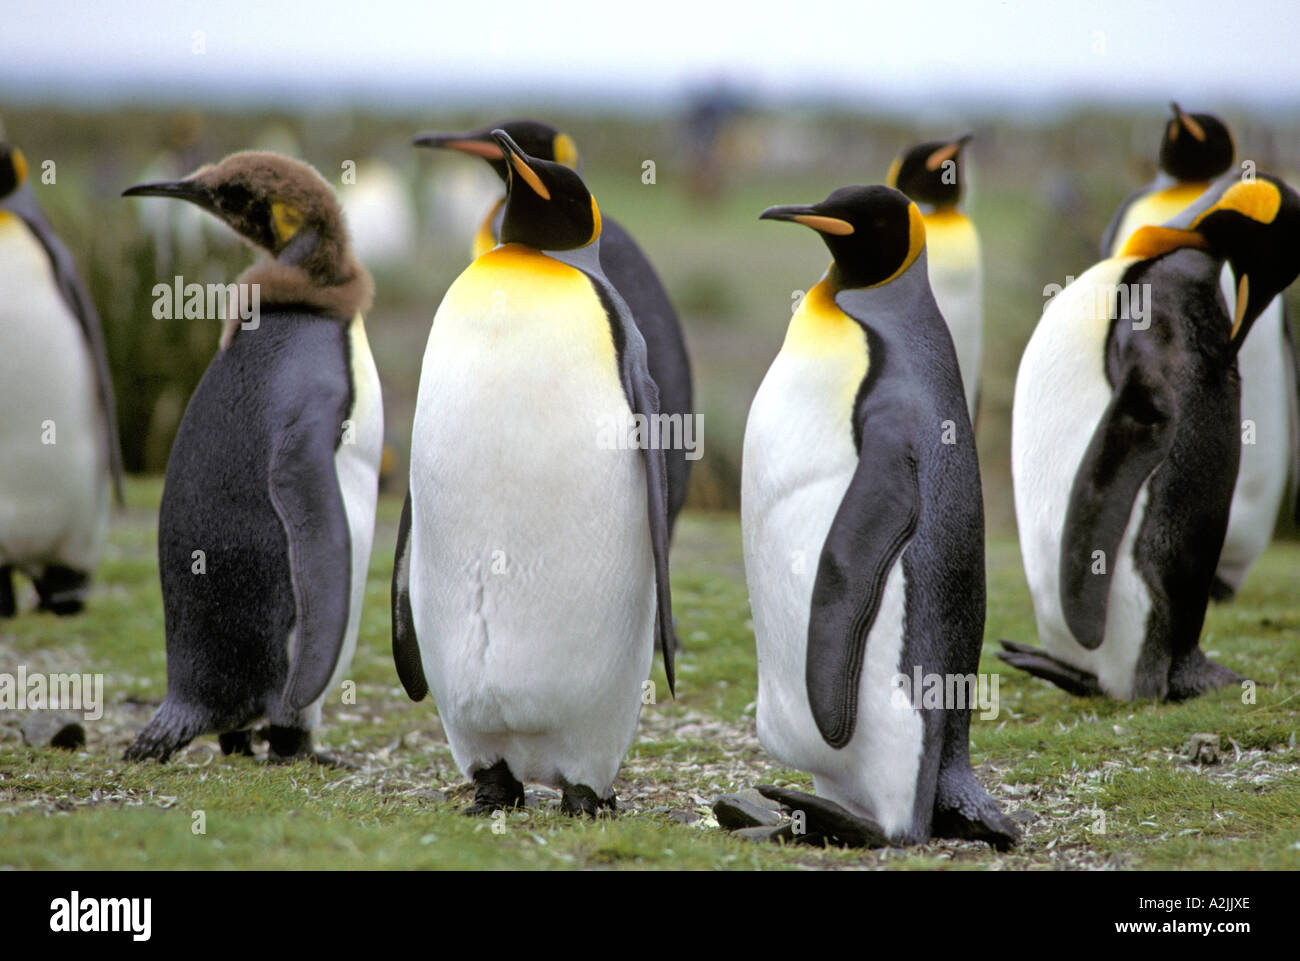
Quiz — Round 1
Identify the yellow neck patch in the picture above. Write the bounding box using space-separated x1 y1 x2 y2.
1119 225 1207 259
885 155 902 190
473 195 505 258
782 276 868 363
271 200 303 246
588 195 602 246
12 148 28 187
553 133 579 170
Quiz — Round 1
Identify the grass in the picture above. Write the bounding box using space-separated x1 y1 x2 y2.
1 479 1297 870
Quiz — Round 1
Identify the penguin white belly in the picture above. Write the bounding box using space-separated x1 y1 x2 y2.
1012 258 1151 698
409 247 654 793
924 212 983 417
1217 279 1289 592
0 215 106 573
309 313 383 718
741 285 922 838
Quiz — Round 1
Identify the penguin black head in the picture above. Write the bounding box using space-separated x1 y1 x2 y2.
886 134 973 208
760 185 925 290
1124 172 1300 345
1158 103 1235 182
0 142 29 200
492 130 601 251
412 119 580 183
123 151 371 321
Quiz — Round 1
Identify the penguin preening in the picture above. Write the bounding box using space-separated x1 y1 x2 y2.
1101 104 1298 600
122 151 382 763
1006 173 1300 700
412 119 694 540
392 131 677 816
887 134 983 419
0 140 124 617
742 185 1018 849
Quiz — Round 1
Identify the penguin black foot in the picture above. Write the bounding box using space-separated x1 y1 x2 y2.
756 785 889 848
0 566 15 618
265 726 353 768
1168 650 1243 701
933 766 1020 851
1208 575 1238 603
218 729 256 756
559 783 618 818
124 699 204 763
463 759 526 816
998 640 1104 697
33 565 89 616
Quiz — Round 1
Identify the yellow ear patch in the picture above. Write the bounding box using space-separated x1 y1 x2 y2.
1194 180 1282 227
1231 273 1249 340
554 133 579 171
794 214 854 235
508 153 551 201
885 155 902 189
588 195 602 246
271 200 303 244
12 148 28 186
1119 225 1208 259
870 202 927 287
926 141 962 171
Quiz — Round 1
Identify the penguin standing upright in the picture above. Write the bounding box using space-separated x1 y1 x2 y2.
1101 104 1298 599
392 131 676 815
412 120 694 537
887 135 983 418
122 152 381 762
1004 173 1300 700
742 185 1017 848
0 141 123 616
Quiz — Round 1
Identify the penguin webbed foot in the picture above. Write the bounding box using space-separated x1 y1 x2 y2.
462 759 526 817
559 783 618 818
755 785 889 848
997 640 1104 697
32 565 90 616
218 729 256 757
1168 651 1243 701
932 769 1021 851
1207 575 1238 604
123 699 203 763
264 726 354 769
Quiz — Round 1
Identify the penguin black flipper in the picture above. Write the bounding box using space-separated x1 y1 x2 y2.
1060 331 1177 651
1099 184 1149 258
1283 299 1300 524
569 254 678 696
806 369 921 749
391 490 428 700
2 184 125 505
268 371 354 711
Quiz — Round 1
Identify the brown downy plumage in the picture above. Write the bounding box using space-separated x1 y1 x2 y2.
123 151 372 348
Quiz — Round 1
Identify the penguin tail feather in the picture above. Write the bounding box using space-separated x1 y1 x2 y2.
123 698 206 763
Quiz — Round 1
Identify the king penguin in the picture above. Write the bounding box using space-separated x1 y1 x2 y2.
122 152 382 762
1004 173 1300 700
0 140 124 617
413 119 694 540
742 185 1018 849
392 131 677 816
887 135 983 419
1101 104 1298 600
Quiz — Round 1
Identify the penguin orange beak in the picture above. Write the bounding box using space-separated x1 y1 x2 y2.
411 131 504 159
491 130 551 201
760 205 855 236
926 133 973 171
1170 102 1206 142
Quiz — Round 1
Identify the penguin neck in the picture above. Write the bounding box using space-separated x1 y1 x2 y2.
227 244 374 347
474 196 506 259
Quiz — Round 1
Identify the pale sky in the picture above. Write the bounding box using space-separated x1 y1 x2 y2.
4 0 1299 113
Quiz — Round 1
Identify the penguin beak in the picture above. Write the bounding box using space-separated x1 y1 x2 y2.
411 131 504 160
491 129 551 200
760 205 855 236
1170 102 1206 142
926 134 973 172
122 178 217 212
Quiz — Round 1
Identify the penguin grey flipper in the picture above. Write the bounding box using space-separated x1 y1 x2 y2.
553 243 678 694
1099 185 1149 258
391 490 428 701
2 184 124 505
996 639 1104 697
1060 354 1177 651
267 390 353 713
806 412 920 749
1283 299 1300 524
